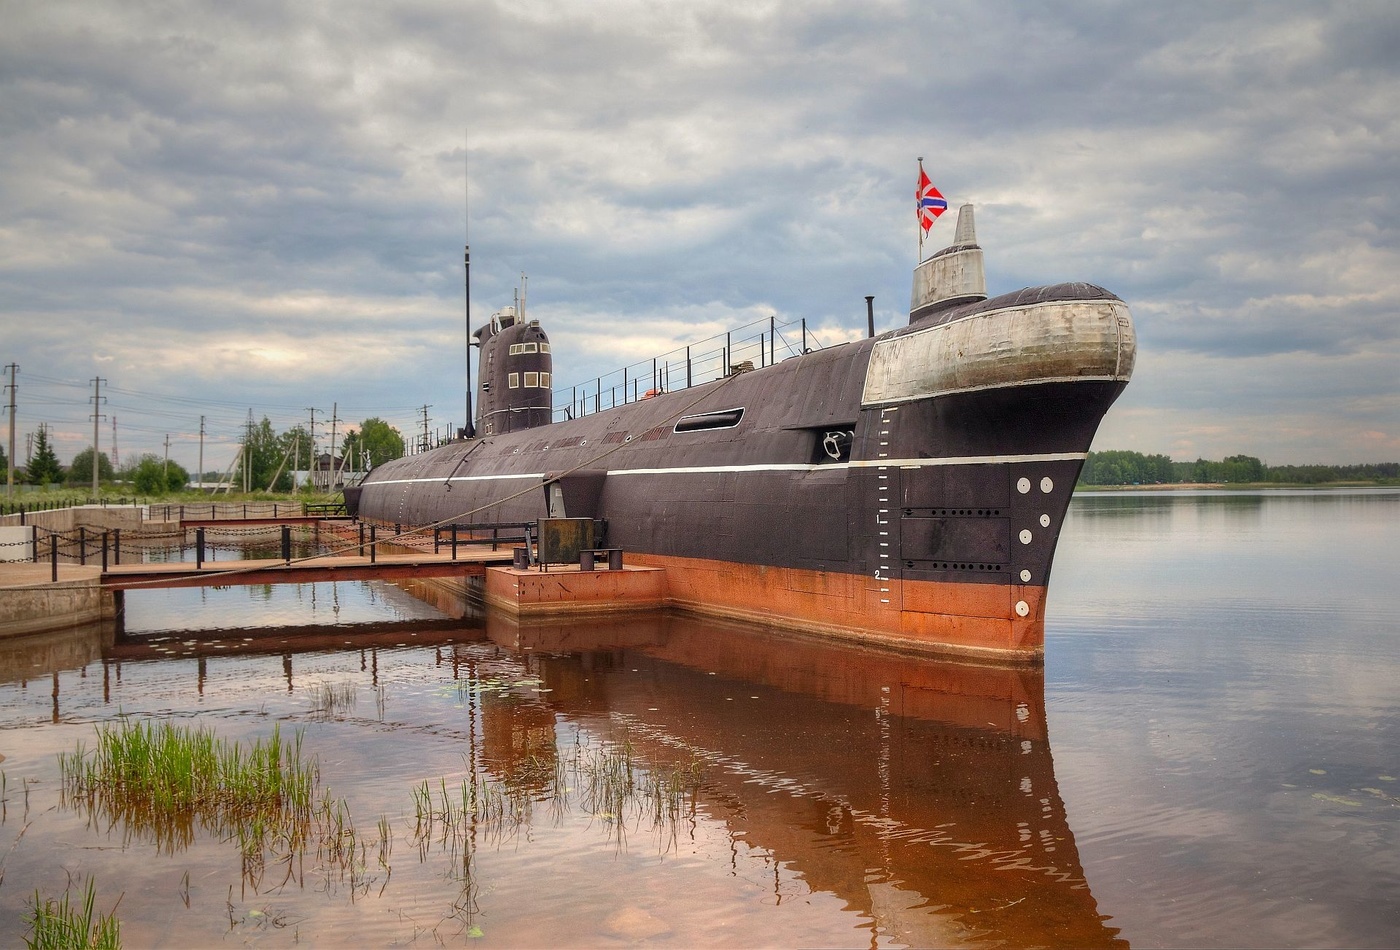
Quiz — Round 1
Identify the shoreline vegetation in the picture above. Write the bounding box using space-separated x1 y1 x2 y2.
1077 451 1398 489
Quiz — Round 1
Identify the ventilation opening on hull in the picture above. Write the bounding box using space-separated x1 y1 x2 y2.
674 407 744 433
905 560 1004 572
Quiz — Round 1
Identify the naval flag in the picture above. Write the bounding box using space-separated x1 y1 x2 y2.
917 166 947 234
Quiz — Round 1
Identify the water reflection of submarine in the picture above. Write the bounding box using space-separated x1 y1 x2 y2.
476 613 1125 948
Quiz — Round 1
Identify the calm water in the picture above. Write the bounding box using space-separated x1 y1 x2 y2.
0 490 1394 947
1045 489 1399 948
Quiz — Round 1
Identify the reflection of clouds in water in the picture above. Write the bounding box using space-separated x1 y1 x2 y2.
1048 490 1400 947
123 580 449 633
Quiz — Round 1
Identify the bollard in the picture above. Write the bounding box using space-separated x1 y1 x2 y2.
369 525 377 564
608 548 623 571
581 549 596 572
79 527 87 566
50 533 59 583
281 525 292 565
102 531 109 572
196 527 205 569
512 547 528 571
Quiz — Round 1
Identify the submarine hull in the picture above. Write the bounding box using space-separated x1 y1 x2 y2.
354 282 1134 663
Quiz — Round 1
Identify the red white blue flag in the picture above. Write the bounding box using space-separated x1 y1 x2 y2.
917 165 947 234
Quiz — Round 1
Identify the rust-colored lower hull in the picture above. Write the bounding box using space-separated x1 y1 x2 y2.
627 550 1047 664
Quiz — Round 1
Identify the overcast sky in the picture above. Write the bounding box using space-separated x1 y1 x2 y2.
2 0 1396 473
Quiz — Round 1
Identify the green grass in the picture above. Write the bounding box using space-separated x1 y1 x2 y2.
58 719 395 896
25 879 120 950
59 720 315 857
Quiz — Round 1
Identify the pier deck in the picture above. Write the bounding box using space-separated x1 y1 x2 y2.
101 546 514 590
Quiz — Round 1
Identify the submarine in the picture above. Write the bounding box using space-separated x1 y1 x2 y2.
349 204 1136 663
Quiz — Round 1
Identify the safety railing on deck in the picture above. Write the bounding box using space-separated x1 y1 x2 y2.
551 314 833 422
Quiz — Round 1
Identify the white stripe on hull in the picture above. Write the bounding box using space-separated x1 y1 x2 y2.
363 451 1087 487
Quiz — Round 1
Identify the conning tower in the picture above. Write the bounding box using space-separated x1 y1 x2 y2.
910 203 987 323
473 307 553 435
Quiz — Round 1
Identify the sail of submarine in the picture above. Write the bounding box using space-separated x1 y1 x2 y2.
349 204 1136 663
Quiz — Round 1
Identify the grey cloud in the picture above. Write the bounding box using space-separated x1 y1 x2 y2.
1 0 1396 465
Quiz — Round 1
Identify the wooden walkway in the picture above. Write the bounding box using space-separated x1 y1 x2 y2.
101 546 514 590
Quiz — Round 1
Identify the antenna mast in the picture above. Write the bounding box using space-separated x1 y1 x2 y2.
464 128 475 438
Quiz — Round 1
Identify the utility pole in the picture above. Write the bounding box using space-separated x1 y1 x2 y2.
420 404 432 453
198 415 205 492
163 433 171 486
90 377 107 498
329 402 338 486
4 363 16 498
244 410 254 494
306 407 318 488
111 415 119 470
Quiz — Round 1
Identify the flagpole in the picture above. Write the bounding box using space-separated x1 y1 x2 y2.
917 156 925 262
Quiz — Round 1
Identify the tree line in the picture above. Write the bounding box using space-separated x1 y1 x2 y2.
4 417 405 494
234 417 403 492
1079 450 1400 486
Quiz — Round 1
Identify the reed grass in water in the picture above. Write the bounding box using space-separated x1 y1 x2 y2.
24 878 120 950
413 730 706 866
308 680 357 721
59 720 315 865
57 720 392 897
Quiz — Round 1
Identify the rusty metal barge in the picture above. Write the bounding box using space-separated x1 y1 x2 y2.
349 205 1136 663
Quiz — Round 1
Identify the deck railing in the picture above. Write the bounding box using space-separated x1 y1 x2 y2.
550 314 831 422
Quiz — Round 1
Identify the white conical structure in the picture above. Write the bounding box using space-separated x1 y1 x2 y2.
952 203 977 246
909 203 987 322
